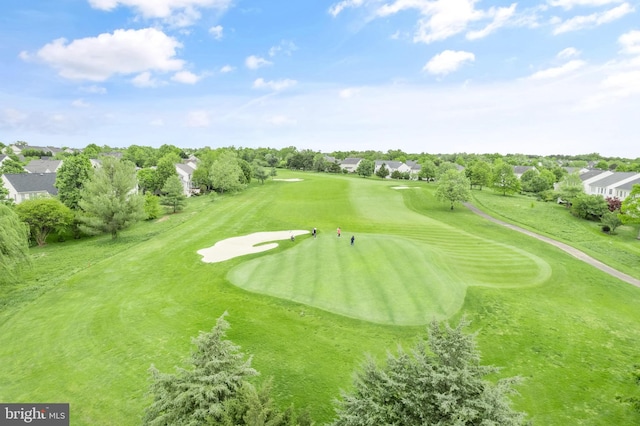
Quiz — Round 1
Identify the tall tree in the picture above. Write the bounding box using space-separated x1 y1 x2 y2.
77 157 145 239
137 168 158 195
375 163 390 179
211 153 245 194
155 154 180 193
0 204 30 283
144 313 258 425
330 318 526 426
55 155 93 210
556 172 584 208
621 184 640 239
144 193 162 220
0 158 26 174
467 160 492 190
160 175 186 213
435 169 472 210
355 159 374 178
491 161 521 196
15 198 73 246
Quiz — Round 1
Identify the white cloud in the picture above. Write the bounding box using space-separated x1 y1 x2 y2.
171 70 201 84
88 0 232 25
466 3 517 40
71 99 90 108
619 30 640 55
186 110 211 127
557 47 581 58
411 0 485 43
131 71 163 87
245 55 272 69
339 87 361 98
529 59 586 79
27 28 184 81
209 25 223 39
269 40 297 57
328 0 364 17
253 78 297 91
553 3 633 34
547 0 623 9
423 50 475 75
220 65 235 73
81 85 107 94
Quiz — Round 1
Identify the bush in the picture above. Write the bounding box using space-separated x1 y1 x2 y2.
602 225 611 233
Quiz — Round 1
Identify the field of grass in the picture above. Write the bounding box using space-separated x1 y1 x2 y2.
1 171 639 425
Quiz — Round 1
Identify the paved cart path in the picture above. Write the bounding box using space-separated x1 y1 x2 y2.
464 202 640 288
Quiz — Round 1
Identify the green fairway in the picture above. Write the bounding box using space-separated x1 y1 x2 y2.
1 171 639 425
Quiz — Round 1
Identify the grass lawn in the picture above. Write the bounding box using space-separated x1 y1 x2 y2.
0 171 639 425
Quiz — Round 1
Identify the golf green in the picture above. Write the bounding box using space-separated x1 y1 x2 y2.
227 229 551 325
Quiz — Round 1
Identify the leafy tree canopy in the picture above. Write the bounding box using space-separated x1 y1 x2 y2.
15 197 73 247
435 169 472 210
54 154 93 210
160 175 186 213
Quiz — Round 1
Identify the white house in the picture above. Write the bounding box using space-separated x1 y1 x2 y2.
339 158 362 173
1 173 58 203
586 172 640 198
613 177 640 200
373 160 411 176
176 163 197 196
579 169 613 193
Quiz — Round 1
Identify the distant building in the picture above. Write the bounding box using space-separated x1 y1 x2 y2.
1 173 58 203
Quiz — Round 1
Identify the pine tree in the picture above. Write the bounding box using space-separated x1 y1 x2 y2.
77 156 145 239
330 318 527 426
160 175 186 213
144 313 258 425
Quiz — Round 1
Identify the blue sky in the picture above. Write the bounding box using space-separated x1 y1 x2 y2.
1 0 639 157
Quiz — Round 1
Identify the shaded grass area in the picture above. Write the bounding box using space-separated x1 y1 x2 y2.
0 172 639 425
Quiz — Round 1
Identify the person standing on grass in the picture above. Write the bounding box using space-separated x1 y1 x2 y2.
351 235 355 246
337 227 341 238
312 227 317 238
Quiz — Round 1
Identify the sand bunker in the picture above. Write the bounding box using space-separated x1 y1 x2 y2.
198 230 310 263
273 178 303 182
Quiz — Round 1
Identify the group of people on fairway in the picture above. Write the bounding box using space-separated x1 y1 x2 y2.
298 227 355 245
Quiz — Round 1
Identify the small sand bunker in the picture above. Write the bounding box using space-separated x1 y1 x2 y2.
198 230 309 263
391 186 419 190
273 178 304 182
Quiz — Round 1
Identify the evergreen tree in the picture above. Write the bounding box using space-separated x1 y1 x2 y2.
160 175 187 213
0 204 30 284
375 163 389 179
144 193 162 220
144 313 259 425
330 318 526 426
77 157 145 239
556 172 584 208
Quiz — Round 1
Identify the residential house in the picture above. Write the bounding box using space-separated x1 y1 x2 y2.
0 154 7 167
613 177 640 200
339 158 362 173
10 145 62 156
586 172 640 198
579 169 612 193
1 173 58 203
176 163 197 196
405 160 422 178
374 160 411 176
513 166 535 178
24 159 63 174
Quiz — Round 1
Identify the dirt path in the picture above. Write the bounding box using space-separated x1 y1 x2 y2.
464 202 640 288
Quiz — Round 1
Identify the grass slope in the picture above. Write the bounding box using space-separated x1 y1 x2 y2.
0 171 639 425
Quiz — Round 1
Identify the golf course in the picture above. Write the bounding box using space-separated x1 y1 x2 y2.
1 170 639 425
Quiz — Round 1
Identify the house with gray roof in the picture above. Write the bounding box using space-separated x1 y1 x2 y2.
339 158 362 173
513 166 535 178
585 172 640 198
176 163 197 196
374 160 411 176
24 159 63 174
613 177 640 200
1 173 58 204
